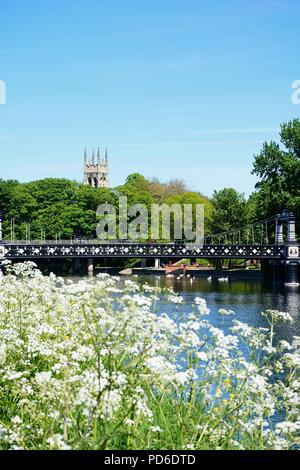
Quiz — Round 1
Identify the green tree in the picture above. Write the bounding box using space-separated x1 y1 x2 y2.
124 173 148 191
0 174 216 243
0 178 108 240
166 191 213 236
0 179 20 215
147 177 190 203
211 188 249 236
117 173 154 208
252 119 300 223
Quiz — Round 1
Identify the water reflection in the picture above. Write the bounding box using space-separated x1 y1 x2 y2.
134 275 300 341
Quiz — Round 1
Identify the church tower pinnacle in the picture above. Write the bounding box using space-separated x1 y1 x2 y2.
83 147 109 188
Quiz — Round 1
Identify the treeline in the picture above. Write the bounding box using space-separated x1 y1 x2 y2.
0 174 213 240
0 118 299 241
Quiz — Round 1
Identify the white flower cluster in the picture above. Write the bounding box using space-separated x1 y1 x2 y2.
0 262 299 450
218 308 235 316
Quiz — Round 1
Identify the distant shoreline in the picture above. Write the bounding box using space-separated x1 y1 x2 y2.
95 266 263 280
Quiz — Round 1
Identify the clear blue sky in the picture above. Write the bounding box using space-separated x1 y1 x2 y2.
0 0 299 196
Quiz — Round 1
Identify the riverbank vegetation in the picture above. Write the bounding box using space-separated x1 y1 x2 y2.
0 262 299 450
0 118 299 242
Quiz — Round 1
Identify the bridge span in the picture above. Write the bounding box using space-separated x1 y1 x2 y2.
0 241 299 285
0 210 299 284
0 241 292 260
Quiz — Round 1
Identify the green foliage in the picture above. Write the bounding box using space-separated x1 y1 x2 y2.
0 265 299 450
166 191 213 236
2 120 299 242
125 173 148 190
0 175 214 241
210 188 249 235
147 177 190 203
117 173 154 210
251 119 300 223
0 178 114 240
0 179 20 214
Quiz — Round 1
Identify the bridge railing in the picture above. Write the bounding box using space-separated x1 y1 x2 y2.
6 240 185 245
3 239 287 246
5 240 134 245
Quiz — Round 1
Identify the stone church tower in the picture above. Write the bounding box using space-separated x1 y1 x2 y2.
83 147 109 188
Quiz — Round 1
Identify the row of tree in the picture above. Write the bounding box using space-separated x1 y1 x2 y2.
0 118 299 241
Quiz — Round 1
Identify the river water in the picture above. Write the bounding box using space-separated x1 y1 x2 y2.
132 275 300 341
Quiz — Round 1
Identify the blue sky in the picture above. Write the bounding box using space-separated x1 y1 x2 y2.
0 0 299 196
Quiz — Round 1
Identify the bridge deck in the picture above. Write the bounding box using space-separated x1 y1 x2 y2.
0 242 291 260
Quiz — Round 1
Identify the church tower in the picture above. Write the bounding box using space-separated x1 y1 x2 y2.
83 147 109 188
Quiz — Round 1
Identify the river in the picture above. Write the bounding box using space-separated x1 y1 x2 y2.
131 275 300 341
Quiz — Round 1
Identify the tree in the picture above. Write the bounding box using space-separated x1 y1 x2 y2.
252 119 300 223
76 185 115 211
0 178 113 240
117 173 154 208
210 188 249 269
0 179 19 214
166 191 213 236
210 188 249 236
147 177 190 203
124 173 148 191
0 174 215 243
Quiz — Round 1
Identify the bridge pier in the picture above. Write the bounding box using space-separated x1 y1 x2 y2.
284 261 299 286
0 260 5 275
271 211 300 286
263 259 300 286
87 258 94 277
0 210 3 243
272 260 284 284
154 258 160 269
73 258 82 275
0 220 6 274
267 257 299 286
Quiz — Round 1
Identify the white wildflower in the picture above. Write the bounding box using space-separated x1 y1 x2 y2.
35 371 53 386
275 421 300 435
11 416 22 425
47 434 71 450
194 297 210 316
150 426 162 433
218 308 235 316
196 351 208 362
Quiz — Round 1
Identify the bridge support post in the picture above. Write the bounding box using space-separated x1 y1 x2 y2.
73 258 81 275
261 260 272 282
87 258 94 277
275 214 284 245
283 245 299 286
287 212 296 243
284 261 299 286
154 258 160 269
141 259 147 268
272 260 284 283
0 210 7 272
